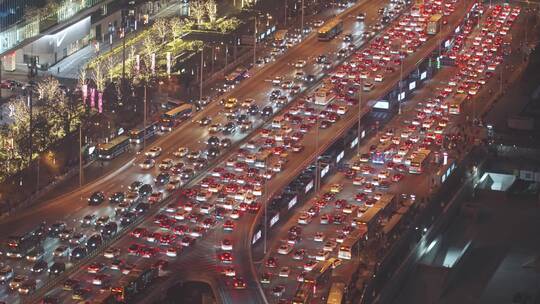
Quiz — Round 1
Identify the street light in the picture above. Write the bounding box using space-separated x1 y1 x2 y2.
357 78 362 156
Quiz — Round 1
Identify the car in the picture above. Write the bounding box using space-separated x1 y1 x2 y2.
272 285 286 297
48 262 66 276
278 266 290 278
63 279 80 291
316 250 330 261
173 147 189 158
88 191 105 205
53 245 69 257
109 192 125 204
294 60 306 68
303 260 317 271
218 252 233 263
198 116 212 126
260 272 272 284
265 257 278 268
293 249 305 260
145 146 162 158
31 260 48 273
357 12 366 21
9 275 27 291
70 246 87 260
277 243 293 255
221 239 233 251
103 248 121 259
139 158 155 170
314 232 325 242
330 183 343 193
87 262 105 274
233 277 247 289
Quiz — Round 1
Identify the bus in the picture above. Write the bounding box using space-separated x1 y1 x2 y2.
409 148 431 174
448 94 467 115
327 281 346 304
4 224 46 258
318 18 344 41
274 29 288 46
338 226 367 260
382 213 403 239
97 135 130 160
374 194 396 214
160 104 192 132
224 67 249 89
129 122 158 144
292 282 314 304
111 267 158 302
304 258 334 286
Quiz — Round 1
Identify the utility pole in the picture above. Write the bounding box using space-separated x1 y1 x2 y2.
263 158 268 254
143 86 147 150
122 10 127 80
253 15 257 67
284 0 288 27
199 47 204 102
357 79 362 155
301 0 305 36
79 124 83 188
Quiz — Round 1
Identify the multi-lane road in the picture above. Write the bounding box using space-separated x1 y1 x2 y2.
0 0 518 303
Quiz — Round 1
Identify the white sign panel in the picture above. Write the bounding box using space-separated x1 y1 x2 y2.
350 137 359 148
336 151 344 163
252 230 262 244
420 71 427 80
288 196 298 210
321 165 330 178
305 180 314 193
270 213 279 227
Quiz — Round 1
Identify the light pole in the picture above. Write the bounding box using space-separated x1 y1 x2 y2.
399 57 403 115
143 85 148 150
200 47 204 103
253 15 258 67
79 123 83 188
301 0 305 36
284 0 288 27
263 158 268 254
357 79 362 156
315 116 320 192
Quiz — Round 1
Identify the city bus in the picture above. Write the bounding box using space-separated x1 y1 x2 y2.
318 18 344 41
292 282 314 304
4 224 46 258
371 141 396 164
129 122 158 144
327 281 346 304
111 267 158 302
409 148 431 174
97 135 130 160
304 258 334 286
338 226 367 260
448 94 467 114
160 104 192 132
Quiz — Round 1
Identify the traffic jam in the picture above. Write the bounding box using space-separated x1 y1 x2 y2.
3 1 407 303
0 0 521 303
258 3 520 303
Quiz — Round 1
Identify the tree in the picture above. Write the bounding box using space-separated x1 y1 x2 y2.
92 61 106 93
190 0 207 25
170 17 185 38
8 97 32 163
205 0 218 23
153 18 170 43
217 17 241 33
36 76 62 104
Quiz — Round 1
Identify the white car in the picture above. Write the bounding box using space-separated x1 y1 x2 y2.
315 250 330 261
145 146 162 158
294 60 307 68
221 239 233 251
278 267 290 278
314 232 325 242
103 248 120 259
159 159 174 170
139 158 155 169
277 243 293 255
173 147 189 158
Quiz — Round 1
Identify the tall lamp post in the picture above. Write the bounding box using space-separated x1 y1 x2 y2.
357 79 362 155
253 15 258 67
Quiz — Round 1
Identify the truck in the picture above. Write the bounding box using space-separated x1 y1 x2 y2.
427 14 443 35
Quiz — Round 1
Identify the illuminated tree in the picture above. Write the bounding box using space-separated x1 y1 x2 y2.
217 17 241 33
190 0 207 25
153 18 170 43
36 76 62 103
205 0 218 23
170 17 185 38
